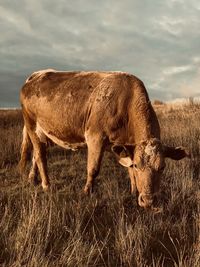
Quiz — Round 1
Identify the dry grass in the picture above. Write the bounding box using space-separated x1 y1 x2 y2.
0 104 199 267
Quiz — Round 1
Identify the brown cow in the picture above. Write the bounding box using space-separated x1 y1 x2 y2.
19 70 189 209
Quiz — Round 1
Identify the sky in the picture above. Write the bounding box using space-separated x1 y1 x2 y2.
0 0 200 107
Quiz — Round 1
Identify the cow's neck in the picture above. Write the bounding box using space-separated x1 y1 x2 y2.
131 93 160 144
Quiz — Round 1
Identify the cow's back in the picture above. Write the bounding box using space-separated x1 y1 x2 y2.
20 70 150 145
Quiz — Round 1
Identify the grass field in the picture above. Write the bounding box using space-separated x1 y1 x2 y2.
0 103 199 267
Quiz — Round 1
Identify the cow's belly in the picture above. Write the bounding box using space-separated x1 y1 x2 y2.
36 123 87 150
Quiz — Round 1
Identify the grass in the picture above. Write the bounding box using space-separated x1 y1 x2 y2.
0 103 199 267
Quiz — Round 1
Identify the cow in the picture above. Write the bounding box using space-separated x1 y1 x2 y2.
19 70 189 209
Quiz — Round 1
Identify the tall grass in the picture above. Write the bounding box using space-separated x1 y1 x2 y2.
0 104 199 267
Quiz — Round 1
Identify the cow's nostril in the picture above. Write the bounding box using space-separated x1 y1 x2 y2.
140 195 145 204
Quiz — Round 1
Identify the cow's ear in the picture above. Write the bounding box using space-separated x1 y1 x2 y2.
112 145 133 167
163 146 190 160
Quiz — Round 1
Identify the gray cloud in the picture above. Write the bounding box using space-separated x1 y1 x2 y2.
0 0 200 107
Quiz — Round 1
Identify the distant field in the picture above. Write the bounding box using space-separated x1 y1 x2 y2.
0 104 199 267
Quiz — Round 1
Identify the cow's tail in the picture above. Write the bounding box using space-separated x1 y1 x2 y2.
18 125 31 174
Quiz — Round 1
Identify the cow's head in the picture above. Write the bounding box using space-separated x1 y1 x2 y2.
112 138 189 209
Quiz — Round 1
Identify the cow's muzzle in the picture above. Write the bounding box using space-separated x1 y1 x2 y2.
138 193 155 208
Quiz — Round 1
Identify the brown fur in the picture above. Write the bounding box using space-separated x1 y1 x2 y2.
19 70 189 208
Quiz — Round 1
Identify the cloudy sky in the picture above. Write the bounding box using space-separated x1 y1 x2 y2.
0 0 200 107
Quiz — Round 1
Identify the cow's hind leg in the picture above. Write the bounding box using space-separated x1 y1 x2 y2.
19 126 30 174
84 133 105 194
28 157 40 186
30 135 49 190
19 125 40 186
24 118 50 190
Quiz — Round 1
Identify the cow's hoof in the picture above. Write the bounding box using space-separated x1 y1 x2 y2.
83 184 93 195
42 183 50 191
83 186 90 195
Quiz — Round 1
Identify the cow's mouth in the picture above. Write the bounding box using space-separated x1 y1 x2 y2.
138 193 163 213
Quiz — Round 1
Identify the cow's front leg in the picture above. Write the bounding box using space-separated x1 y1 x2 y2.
128 167 137 194
84 133 105 194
